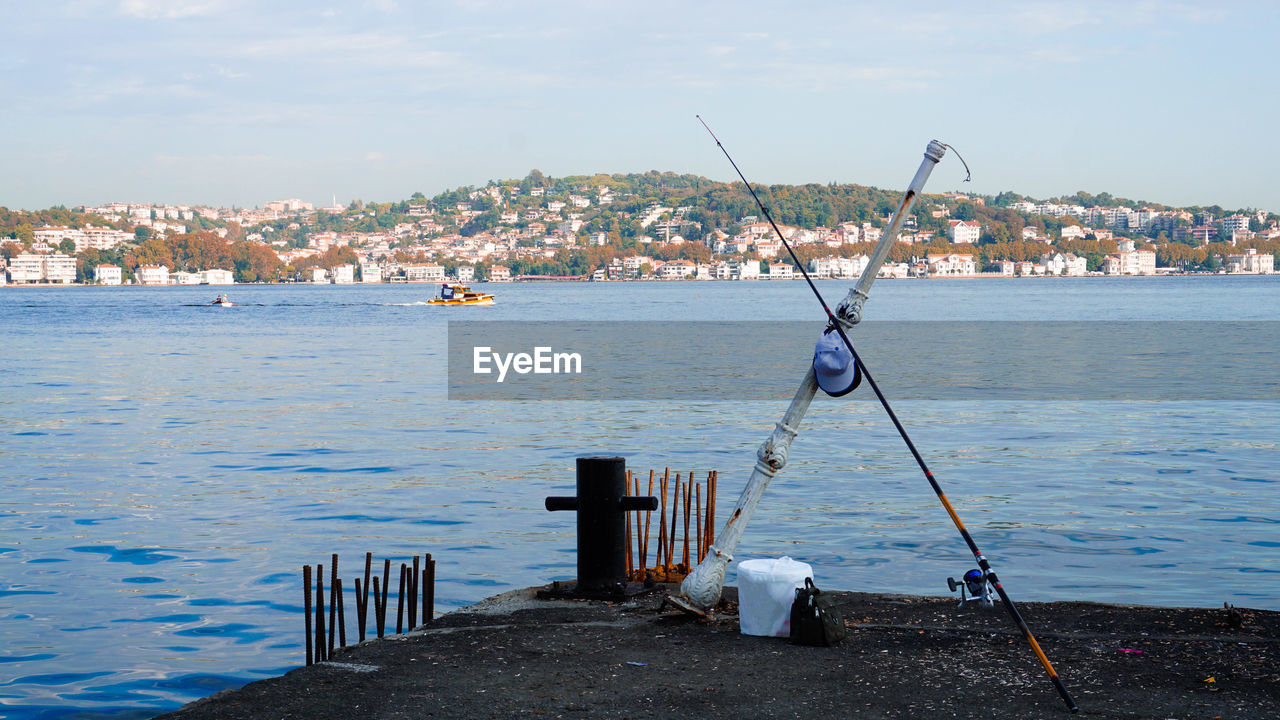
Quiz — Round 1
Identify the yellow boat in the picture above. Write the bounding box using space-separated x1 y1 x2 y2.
427 283 495 306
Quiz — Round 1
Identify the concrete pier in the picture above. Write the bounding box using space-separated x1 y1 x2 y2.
156 586 1279 719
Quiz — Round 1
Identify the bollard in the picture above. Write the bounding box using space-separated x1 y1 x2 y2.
544 456 658 599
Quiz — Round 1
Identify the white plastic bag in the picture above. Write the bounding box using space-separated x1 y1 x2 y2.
736 556 813 637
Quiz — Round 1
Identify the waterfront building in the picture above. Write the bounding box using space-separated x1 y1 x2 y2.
809 255 870 279
489 265 511 282
658 260 696 279
1225 248 1274 274
876 262 910 279
360 262 382 283
311 268 328 283
765 263 794 280
736 259 761 280
6 252 76 284
8 254 46 283
403 264 445 283
136 265 169 285
1102 249 1156 275
172 271 202 285
202 269 234 285
456 265 475 282
926 252 977 276
331 264 356 284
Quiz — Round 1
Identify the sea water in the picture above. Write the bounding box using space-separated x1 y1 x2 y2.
1 277 1277 718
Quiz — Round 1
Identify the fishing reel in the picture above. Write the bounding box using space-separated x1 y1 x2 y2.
947 568 995 607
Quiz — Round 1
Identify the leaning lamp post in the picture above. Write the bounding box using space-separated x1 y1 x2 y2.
680 140 948 609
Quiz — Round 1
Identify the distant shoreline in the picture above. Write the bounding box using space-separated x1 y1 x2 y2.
2 272 1275 288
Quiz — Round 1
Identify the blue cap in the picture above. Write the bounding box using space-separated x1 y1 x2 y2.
813 330 862 397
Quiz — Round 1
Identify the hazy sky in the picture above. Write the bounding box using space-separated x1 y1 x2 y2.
3 1 1277 211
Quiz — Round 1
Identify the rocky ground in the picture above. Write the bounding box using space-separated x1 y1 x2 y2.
156 586 1279 719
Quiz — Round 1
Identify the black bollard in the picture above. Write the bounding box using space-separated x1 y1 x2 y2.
544 456 658 599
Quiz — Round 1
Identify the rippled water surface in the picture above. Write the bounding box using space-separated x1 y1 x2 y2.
1 277 1277 718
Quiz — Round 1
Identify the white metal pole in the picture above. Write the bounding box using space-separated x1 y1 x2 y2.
679 140 948 609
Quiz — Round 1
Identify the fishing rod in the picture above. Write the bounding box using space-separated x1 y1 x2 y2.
696 116 1078 713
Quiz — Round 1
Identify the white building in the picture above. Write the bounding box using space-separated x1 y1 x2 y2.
948 220 981 244
1041 252 1087 276
331 264 355 284
715 259 761 280
404 264 446 282
172 271 202 285
764 263 794 280
1060 225 1086 240
658 260 696 279
136 265 170 285
7 254 46 283
926 253 977 276
1221 215 1252 236
1102 249 1156 275
877 262 910 279
202 269 234 285
456 265 475 282
1225 248 1274 274
489 265 511 282
809 255 870 279
360 262 382 283
310 267 328 283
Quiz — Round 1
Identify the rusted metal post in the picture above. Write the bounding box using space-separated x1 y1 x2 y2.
354 578 366 642
361 552 371 640
335 578 346 648
396 564 406 634
409 556 420 629
303 565 313 666
373 576 385 638
328 555 338 658
424 553 435 624
680 140 948 609
314 564 325 662
695 481 703 562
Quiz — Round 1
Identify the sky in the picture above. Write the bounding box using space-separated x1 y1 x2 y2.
2 1 1278 212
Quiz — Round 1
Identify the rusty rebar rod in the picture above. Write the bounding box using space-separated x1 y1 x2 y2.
328 555 338 658
396 564 406 634
425 554 436 624
314 564 325 663
361 552 372 640
303 565 313 666
373 576 385 638
696 481 703 562
335 578 346 648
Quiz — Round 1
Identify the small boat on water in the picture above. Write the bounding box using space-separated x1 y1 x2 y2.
428 283 495 306
211 294 234 307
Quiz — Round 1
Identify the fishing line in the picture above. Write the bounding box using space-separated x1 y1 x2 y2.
697 116 1078 713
